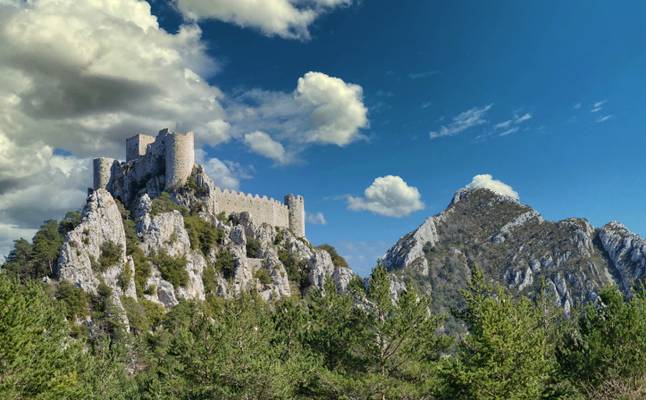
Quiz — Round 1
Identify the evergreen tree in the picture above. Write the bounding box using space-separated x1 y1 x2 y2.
557 286 646 398
439 269 556 400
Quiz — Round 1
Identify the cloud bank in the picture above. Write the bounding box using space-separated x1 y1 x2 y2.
348 176 424 217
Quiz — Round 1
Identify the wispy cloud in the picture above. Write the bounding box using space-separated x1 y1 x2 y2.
596 114 613 123
494 112 532 130
421 101 432 109
573 102 582 110
408 70 439 80
306 211 327 225
430 104 493 140
591 100 607 113
497 127 520 136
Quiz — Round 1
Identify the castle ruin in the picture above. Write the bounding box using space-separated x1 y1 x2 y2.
93 129 305 237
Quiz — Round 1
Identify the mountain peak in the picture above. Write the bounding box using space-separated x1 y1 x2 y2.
450 174 520 207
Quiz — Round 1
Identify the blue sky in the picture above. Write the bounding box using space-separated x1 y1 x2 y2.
1 1 645 275
158 0 646 274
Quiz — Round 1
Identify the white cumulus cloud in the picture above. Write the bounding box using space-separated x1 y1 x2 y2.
348 175 424 217
243 131 288 164
229 71 368 161
430 104 493 139
175 0 353 40
464 174 519 201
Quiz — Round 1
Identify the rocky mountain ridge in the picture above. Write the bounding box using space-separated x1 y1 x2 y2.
382 187 646 315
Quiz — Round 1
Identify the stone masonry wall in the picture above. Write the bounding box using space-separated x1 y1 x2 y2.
214 188 290 230
165 132 194 190
126 134 155 162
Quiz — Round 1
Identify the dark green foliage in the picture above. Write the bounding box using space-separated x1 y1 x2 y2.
2 220 64 281
254 268 272 285
58 211 82 235
118 264 133 291
150 192 188 216
183 214 221 255
216 211 228 223
96 240 122 272
317 244 349 268
202 264 218 297
55 280 89 321
556 287 646 398
246 236 262 258
0 275 135 399
278 248 309 291
184 170 209 196
273 228 284 245
438 269 557 399
213 249 236 280
152 250 188 288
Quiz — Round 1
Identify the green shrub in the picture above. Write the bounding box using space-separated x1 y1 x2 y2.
96 241 122 272
58 210 81 235
150 192 188 216
55 280 89 320
273 229 284 245
184 214 221 255
141 299 165 328
278 248 308 290
121 296 149 334
317 244 349 268
255 268 272 285
214 249 236 280
203 264 218 297
152 250 188 288
118 264 132 292
216 211 228 223
246 237 262 258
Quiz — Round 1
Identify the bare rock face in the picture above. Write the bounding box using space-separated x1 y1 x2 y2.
598 222 646 294
57 189 136 328
57 189 133 297
381 188 646 315
134 200 206 306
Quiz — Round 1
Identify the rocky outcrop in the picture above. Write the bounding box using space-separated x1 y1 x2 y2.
381 187 646 315
598 222 646 294
56 189 136 328
55 176 357 330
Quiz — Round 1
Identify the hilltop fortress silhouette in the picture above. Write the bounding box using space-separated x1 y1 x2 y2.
92 129 305 237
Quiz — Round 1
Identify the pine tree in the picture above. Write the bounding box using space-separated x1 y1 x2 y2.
439 269 556 400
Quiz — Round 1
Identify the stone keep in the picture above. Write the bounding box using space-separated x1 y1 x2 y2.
285 194 305 238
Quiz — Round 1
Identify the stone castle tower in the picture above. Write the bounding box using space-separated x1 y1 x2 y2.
92 129 305 237
285 194 305 238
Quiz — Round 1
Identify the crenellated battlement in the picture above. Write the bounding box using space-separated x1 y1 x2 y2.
92 128 306 237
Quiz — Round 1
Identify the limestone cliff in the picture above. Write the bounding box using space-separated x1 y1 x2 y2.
381 187 646 317
55 170 353 329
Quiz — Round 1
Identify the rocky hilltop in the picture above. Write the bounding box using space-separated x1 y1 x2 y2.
53 166 353 329
382 186 646 316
